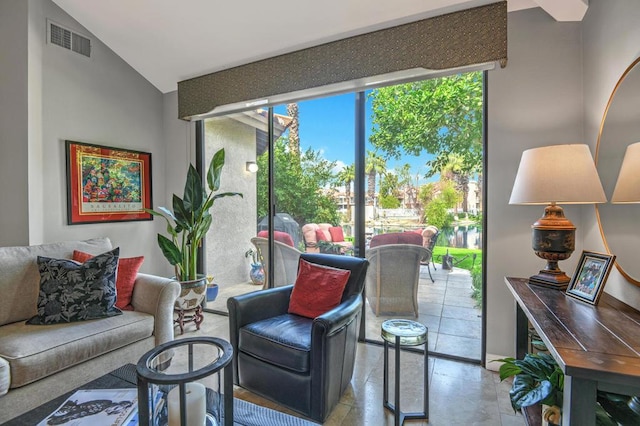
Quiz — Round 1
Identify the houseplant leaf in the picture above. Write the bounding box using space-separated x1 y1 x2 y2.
207 148 225 191
157 234 182 266
182 165 204 214
510 375 554 411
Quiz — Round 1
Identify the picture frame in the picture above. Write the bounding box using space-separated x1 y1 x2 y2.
66 140 152 224
566 251 616 305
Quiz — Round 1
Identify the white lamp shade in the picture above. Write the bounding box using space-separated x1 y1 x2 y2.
509 144 607 205
612 142 640 203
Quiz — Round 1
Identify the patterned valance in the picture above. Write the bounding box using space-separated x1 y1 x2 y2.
178 1 507 120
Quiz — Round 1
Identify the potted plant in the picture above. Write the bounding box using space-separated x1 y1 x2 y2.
145 148 241 310
205 275 218 302
244 248 264 286
495 352 563 426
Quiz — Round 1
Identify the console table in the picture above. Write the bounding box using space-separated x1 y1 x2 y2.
505 277 640 426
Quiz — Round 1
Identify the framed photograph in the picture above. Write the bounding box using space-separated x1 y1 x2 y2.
66 140 152 224
566 251 616 305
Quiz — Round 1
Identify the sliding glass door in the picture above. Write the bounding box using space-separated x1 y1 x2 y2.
200 71 485 362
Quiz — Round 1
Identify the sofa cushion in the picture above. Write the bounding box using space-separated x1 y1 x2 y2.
301 223 320 247
239 313 312 373
73 250 144 311
0 238 113 327
328 226 345 242
288 259 351 318
315 229 328 242
27 248 121 325
0 311 153 388
317 224 332 241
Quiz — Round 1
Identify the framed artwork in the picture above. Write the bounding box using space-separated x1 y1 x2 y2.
66 140 152 224
566 251 616 305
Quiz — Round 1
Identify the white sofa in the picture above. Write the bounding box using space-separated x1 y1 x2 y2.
0 237 180 422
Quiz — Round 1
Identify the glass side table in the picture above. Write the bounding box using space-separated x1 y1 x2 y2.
136 336 233 426
381 319 429 426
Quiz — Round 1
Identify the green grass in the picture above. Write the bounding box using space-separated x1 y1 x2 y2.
432 246 482 271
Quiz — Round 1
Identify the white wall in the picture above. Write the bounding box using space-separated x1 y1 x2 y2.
0 0 175 275
486 8 584 364
0 0 30 246
581 0 640 308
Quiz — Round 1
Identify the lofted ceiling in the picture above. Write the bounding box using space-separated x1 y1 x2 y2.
51 0 588 94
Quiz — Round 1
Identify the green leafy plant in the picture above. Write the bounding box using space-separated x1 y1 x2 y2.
245 248 260 265
494 352 564 412
145 148 242 281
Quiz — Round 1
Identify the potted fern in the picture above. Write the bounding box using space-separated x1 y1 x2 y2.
146 148 242 310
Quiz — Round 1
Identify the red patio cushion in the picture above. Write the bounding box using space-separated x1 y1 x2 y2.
257 230 294 247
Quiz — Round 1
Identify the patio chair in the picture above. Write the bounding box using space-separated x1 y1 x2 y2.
365 237 431 317
421 226 440 282
251 237 302 288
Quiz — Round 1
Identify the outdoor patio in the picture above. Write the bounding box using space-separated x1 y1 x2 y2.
204 261 481 361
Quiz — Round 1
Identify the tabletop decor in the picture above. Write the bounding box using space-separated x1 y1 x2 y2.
66 140 152 224
565 251 615 305
509 144 606 289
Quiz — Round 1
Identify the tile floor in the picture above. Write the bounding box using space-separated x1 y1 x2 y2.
205 261 483 361
176 311 524 425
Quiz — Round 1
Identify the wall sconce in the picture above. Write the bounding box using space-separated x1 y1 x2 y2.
509 144 607 289
611 141 640 203
246 162 259 173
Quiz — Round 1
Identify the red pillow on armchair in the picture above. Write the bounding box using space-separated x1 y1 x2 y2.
288 259 351 318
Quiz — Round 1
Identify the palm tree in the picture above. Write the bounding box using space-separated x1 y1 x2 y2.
336 164 355 220
441 154 470 213
286 103 300 159
365 150 387 206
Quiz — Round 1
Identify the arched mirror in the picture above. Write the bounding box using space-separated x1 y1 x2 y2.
595 56 640 286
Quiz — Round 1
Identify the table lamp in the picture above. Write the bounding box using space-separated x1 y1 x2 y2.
509 144 607 289
612 142 640 203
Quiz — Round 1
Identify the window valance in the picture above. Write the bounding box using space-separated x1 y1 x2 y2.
178 1 506 121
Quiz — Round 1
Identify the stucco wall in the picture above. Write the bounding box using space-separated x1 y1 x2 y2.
204 118 258 286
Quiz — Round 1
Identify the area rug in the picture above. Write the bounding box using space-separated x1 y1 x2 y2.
226 397 319 426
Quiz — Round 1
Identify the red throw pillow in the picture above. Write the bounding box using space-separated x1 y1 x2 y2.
288 259 351 318
73 250 144 311
315 229 328 242
328 226 345 242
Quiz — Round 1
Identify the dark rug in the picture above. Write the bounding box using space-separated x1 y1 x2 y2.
229 397 319 426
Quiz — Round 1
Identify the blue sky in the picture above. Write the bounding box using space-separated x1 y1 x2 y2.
274 91 437 186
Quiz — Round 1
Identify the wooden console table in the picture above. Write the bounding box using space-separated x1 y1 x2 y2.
505 277 640 426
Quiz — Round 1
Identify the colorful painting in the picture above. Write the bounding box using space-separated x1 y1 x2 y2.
566 251 615 305
66 141 152 224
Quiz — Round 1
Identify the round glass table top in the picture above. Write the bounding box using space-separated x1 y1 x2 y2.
381 319 427 346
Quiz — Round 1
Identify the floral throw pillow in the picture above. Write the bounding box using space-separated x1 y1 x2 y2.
27 247 122 325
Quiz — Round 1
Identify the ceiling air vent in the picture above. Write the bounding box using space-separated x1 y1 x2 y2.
48 20 91 58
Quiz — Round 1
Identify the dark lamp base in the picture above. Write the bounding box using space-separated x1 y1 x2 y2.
528 270 570 290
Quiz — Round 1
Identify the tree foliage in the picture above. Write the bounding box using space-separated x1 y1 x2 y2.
369 72 483 178
419 180 461 229
256 138 339 226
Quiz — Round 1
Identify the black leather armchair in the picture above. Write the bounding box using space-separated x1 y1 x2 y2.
227 253 369 423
